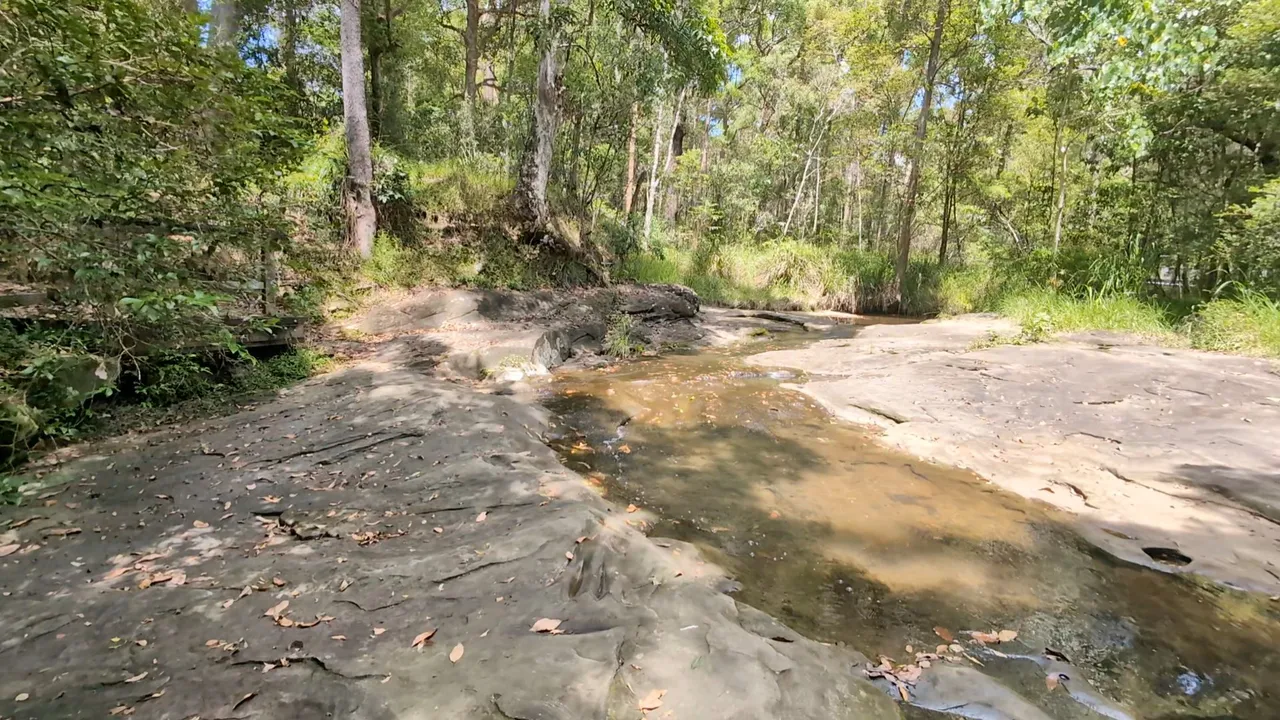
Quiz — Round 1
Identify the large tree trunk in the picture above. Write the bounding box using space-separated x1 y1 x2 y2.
211 0 238 45
622 102 639 215
510 0 557 226
340 0 377 257
459 0 482 152
893 0 948 309
282 0 300 94
662 91 686 222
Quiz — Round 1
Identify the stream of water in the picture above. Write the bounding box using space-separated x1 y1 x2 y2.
542 326 1280 719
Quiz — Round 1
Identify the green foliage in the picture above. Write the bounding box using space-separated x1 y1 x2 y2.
1186 291 1280 356
604 313 645 357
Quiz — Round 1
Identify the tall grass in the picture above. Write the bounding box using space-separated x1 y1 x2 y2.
618 242 1280 357
1186 291 1280 356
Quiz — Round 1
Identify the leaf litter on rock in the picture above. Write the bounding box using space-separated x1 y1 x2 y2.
449 643 464 663
411 628 437 648
637 688 666 711
530 618 563 634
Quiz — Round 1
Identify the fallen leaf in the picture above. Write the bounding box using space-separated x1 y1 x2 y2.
331 635 347 641
905 644 914 654
637 688 666 711
44 527 81 537
475 512 487 523
205 639 221 647
15 693 30 701
530 618 562 633
948 643 963 654
339 578 352 591
167 569 187 586
997 629 1018 643
272 577 286 587
433 527 443 534
108 706 133 716
626 504 638 513
124 671 148 683
933 626 954 643
103 566 131 581
897 684 911 702
239 586 252 598
193 521 209 529
618 444 631 454
412 628 437 648
565 551 574 561
373 627 386 636
276 616 295 628
135 639 147 647
1046 674 1061 691
969 630 1001 644
264 600 289 619
0 544 20 557
262 495 282 504
449 643 464 663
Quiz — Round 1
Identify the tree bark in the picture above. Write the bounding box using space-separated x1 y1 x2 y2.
510 0 557 225
211 0 238 45
340 0 378 257
893 0 948 309
661 88 686 222
282 0 300 95
622 102 639 215
643 101 666 242
1053 139 1069 253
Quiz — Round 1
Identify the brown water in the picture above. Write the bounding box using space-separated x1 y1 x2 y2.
542 328 1280 720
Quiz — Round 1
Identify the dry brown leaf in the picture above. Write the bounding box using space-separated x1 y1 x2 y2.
193 520 210 529
124 671 148 683
135 639 148 647
948 643 963 654
411 628 437 648
239 586 252 598
373 627 386 636
103 566 131 580
618 444 632 454
276 616 295 628
433 527 443 534
205 639 221 647
475 512 487 523
108 706 133 716
44 527 81 537
530 618 562 633
933 626 954 643
564 551 574 561
625 504 639 513
637 688 667 711
0 544 20 557
449 643 464 663
897 684 911 702
969 630 1000 644
996 629 1018 643
167 569 186 586
339 578 352 592
264 600 289 619
262 495 282 504
331 635 347 641
15 692 30 702
272 577 286 587
1046 674 1060 691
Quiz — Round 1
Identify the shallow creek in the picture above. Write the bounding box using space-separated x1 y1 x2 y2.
542 325 1280 719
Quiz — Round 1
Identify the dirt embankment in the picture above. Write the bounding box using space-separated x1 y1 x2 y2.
749 314 1280 595
0 286 898 720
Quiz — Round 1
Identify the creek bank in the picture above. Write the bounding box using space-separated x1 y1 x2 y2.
747 314 1280 595
0 285 899 720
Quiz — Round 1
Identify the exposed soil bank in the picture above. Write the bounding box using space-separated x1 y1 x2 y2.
747 314 1280 595
0 286 897 720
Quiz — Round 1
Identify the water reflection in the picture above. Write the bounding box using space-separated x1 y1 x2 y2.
544 333 1280 719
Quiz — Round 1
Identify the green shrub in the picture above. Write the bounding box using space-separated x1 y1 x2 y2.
604 314 645 357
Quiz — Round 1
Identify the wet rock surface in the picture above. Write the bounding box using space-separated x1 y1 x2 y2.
0 287 899 720
748 315 1280 594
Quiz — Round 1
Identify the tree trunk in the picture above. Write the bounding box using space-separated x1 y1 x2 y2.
643 101 667 242
510 0 558 226
211 0 238 45
893 0 948 309
459 0 481 152
622 102 639 214
1053 140 1069 253
811 153 821 234
340 0 377 257
282 0 300 94
938 175 955 264
660 87 687 223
